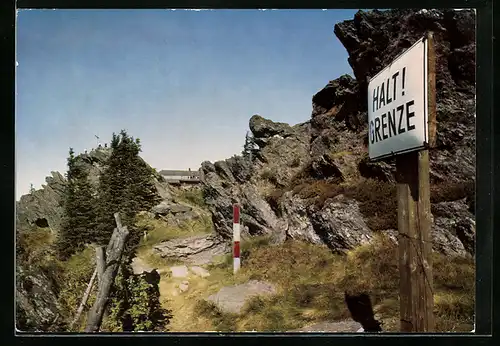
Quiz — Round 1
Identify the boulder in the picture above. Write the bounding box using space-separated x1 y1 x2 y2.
153 234 229 266
310 195 373 252
151 201 171 216
16 265 61 331
190 266 210 278
170 266 189 278
178 281 189 293
206 280 277 314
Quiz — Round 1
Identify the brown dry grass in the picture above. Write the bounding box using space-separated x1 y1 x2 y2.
192 236 474 332
268 176 475 232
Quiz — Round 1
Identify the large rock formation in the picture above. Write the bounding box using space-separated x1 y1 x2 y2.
201 115 311 243
201 9 475 257
16 264 62 331
16 171 67 234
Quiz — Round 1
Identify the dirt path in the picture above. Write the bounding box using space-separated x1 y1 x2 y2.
158 268 215 331
138 245 359 333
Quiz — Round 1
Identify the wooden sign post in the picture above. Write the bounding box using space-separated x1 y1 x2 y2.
367 32 436 332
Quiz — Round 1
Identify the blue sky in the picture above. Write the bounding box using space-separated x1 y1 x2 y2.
15 9 358 199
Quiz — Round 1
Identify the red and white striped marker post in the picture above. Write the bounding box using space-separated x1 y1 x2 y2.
233 204 241 274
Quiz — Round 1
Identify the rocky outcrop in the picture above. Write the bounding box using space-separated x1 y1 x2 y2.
280 192 322 245
431 198 475 256
200 9 475 258
311 195 373 253
153 234 229 266
16 265 61 331
206 280 277 314
16 171 66 233
201 115 311 243
332 9 475 184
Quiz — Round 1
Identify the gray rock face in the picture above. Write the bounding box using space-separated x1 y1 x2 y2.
206 280 277 314
153 234 229 266
311 195 373 252
200 9 475 258
201 116 310 243
431 198 475 256
16 265 61 331
150 198 194 220
249 115 295 145
332 9 475 184
151 201 172 216
16 171 66 233
280 193 322 245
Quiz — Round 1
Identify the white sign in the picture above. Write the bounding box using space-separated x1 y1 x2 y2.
368 36 429 160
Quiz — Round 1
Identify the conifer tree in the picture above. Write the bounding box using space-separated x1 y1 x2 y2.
242 131 257 161
57 148 97 259
95 130 161 252
95 130 166 331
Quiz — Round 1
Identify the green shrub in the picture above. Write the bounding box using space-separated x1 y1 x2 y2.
57 247 96 330
101 265 171 332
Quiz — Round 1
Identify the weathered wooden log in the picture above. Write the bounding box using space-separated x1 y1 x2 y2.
84 213 129 332
95 245 107 319
69 267 97 330
95 246 106 285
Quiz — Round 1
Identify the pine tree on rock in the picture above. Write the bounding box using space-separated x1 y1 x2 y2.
94 131 167 331
57 148 97 259
96 130 161 253
242 131 257 162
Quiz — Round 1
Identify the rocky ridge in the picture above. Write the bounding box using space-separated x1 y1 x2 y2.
200 9 476 257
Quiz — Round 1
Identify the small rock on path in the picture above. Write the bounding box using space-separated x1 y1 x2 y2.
190 266 210 278
206 280 277 314
170 265 189 278
131 257 156 275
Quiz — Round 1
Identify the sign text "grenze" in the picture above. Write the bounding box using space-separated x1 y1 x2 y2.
369 67 417 144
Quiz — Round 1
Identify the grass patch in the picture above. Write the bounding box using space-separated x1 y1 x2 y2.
336 234 474 332
193 300 238 332
57 246 97 330
176 188 206 209
136 214 213 250
16 226 56 265
259 168 282 186
191 235 473 332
